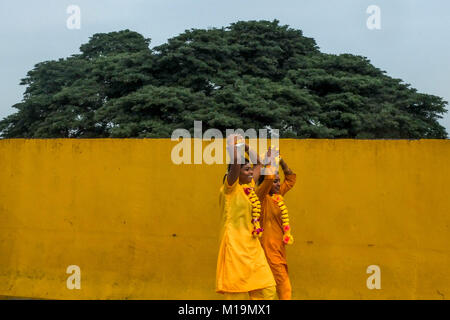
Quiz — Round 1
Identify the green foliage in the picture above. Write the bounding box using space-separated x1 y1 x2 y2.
0 21 447 138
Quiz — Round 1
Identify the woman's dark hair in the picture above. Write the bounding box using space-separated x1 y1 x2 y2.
257 169 280 186
222 157 250 183
257 174 265 186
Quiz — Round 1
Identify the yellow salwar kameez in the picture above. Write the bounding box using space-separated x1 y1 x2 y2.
216 177 276 299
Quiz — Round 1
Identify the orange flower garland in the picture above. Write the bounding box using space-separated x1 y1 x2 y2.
243 185 263 238
272 194 294 245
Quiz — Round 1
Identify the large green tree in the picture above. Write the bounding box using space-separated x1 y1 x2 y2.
0 20 447 138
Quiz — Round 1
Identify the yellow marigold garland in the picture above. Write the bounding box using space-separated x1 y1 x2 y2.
272 194 294 245
243 185 263 238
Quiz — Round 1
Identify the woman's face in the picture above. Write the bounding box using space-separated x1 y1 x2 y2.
239 164 254 184
270 174 281 195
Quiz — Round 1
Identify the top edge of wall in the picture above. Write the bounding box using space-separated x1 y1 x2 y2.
0 138 449 142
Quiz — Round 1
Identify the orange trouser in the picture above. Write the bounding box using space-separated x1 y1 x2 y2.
270 263 292 300
223 286 277 300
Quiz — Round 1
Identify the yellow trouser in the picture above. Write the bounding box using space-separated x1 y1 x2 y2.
223 286 277 300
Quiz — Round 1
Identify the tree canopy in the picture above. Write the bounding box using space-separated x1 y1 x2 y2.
0 20 447 138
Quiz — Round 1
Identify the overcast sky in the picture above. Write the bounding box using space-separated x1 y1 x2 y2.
1 0 449 135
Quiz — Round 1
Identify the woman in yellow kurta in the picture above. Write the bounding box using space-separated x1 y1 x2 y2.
216 135 276 300
256 154 296 300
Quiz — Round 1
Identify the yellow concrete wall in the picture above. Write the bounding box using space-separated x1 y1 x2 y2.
0 139 449 300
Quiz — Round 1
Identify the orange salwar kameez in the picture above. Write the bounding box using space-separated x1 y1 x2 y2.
257 173 296 300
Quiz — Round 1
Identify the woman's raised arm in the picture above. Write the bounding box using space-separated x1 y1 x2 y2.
226 134 243 186
279 157 296 196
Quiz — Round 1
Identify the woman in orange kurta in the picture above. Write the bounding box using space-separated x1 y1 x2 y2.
256 156 296 300
216 135 276 300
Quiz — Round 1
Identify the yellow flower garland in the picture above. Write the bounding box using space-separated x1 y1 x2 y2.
243 185 263 238
272 194 294 245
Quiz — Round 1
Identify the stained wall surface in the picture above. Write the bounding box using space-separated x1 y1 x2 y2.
0 139 449 299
